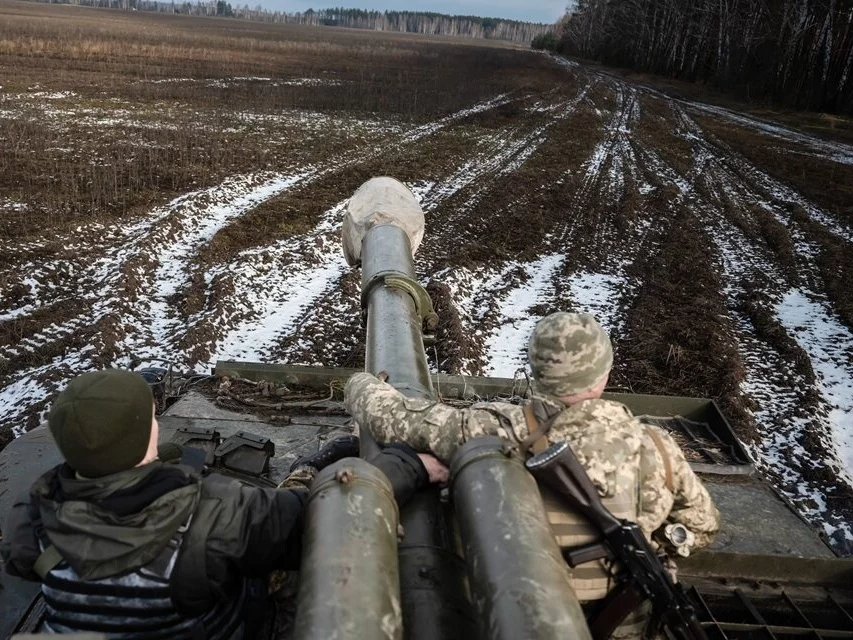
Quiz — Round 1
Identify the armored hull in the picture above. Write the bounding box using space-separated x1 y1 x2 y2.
1 363 852 639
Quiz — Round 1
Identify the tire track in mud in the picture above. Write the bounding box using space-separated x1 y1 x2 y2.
416 81 593 269
418 79 642 375
642 93 853 551
440 77 660 376
4 60 853 554
0 94 522 435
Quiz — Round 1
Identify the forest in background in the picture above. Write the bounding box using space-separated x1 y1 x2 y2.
552 0 853 115
23 0 551 43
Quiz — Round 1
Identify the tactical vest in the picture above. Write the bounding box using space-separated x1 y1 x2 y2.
542 480 638 601
39 522 247 639
525 402 658 639
543 471 652 638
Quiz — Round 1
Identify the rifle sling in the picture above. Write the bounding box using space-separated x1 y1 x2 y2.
522 404 550 454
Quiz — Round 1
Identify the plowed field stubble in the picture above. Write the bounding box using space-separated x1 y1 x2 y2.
2 0 853 553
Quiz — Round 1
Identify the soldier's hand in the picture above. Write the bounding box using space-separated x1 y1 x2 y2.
278 465 318 490
418 454 449 485
661 554 679 583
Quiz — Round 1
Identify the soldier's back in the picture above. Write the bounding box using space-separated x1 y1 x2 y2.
548 398 645 498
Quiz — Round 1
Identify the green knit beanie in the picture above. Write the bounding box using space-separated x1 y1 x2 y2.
48 370 154 477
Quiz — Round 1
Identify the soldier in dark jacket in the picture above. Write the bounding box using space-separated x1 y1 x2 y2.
1 369 442 638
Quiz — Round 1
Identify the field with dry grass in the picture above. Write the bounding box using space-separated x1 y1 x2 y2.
2 0 853 553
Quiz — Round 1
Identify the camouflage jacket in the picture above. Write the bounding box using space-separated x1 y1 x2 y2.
344 372 720 554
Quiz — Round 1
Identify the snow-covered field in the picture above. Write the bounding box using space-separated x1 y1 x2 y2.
3 60 853 553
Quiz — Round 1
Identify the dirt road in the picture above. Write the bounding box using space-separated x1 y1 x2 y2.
2 53 852 552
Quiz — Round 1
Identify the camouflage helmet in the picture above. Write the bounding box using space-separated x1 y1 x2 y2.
527 312 613 397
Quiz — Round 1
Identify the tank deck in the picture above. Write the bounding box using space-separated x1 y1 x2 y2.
1 367 851 638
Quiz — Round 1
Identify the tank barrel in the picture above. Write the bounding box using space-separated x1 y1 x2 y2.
343 177 437 401
360 224 433 399
293 458 402 640
342 177 477 640
450 437 593 640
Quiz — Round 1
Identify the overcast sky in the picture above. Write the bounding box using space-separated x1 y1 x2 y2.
254 1 567 24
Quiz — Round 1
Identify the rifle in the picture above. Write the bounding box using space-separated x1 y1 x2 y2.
525 441 709 640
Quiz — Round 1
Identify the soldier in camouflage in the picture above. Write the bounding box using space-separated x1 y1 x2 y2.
345 312 720 639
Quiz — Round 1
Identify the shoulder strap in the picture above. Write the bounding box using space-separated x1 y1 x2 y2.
522 404 550 454
644 427 673 493
34 544 64 579
28 500 65 579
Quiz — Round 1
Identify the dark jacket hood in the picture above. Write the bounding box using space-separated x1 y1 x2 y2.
31 461 201 580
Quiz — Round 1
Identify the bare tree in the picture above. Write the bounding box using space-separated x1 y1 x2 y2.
558 0 853 114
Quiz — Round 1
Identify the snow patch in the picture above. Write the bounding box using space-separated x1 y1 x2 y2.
31 91 77 100
566 272 626 334
142 76 344 88
279 77 343 87
777 289 853 480
1 90 78 101
484 254 565 377
1 200 27 212
548 53 579 69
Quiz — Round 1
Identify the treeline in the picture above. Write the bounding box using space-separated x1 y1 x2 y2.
270 8 551 43
555 0 853 114
28 0 552 43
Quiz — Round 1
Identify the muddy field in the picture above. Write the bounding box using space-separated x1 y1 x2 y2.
2 1 853 553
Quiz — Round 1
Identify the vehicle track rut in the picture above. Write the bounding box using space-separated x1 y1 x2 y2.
3 58 853 552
